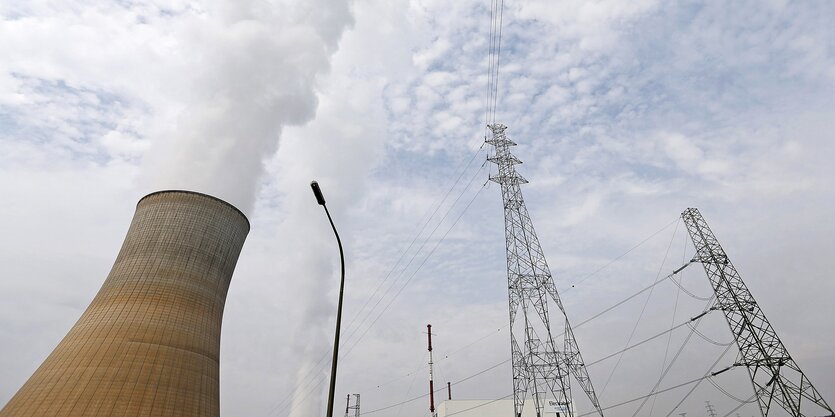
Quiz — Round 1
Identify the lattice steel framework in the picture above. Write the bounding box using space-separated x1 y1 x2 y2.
706 401 718 417
344 394 359 417
487 124 603 417
682 208 833 417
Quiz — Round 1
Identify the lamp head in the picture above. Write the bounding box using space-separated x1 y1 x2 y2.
310 181 326 205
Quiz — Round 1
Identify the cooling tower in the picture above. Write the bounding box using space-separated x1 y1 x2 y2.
0 190 249 417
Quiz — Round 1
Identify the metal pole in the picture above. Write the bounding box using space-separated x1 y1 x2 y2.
311 181 346 417
428 324 436 417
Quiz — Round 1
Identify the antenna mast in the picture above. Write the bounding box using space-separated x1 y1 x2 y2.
487 124 603 417
427 324 437 417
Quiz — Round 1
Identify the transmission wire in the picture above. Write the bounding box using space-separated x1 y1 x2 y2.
356 280 720 416
360 358 508 415
338 161 488 355
395 353 427 417
707 377 756 404
268 158 489 417
354 286 718 417
720 394 758 417
309 224 712 416
575 371 731 417
649 232 687 416
484 0 498 130
339 172 489 360
447 394 515 416
370 325 506 391
280 177 490 417
629 298 716 417
277 0 507 413
489 0 505 123
343 143 486 341
686 322 733 346
662 344 737 417
600 219 680 394
585 319 694 368
572 261 694 330
563 217 680 292
669 275 713 301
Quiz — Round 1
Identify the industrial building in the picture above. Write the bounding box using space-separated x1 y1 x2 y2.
0 190 249 417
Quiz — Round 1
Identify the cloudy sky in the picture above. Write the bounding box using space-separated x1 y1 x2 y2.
1 0 834 416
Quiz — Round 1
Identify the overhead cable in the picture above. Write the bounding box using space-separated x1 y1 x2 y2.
600 219 680 394
267 155 489 417
340 176 489 359
572 260 695 330
662 344 737 417
629 299 716 417
564 217 680 291
575 371 732 417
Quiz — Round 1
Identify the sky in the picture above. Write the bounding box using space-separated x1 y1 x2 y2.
1 0 834 416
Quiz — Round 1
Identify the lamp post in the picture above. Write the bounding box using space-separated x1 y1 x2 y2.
310 180 345 417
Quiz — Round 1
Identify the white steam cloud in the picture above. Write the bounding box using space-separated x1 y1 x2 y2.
143 0 354 214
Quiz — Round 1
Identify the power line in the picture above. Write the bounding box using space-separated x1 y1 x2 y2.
484 0 506 128
650 231 689 416
360 359 509 415
370 325 508 391
585 317 700 368
707 377 756 405
339 162 488 356
575 370 732 417
266 154 489 417
572 260 695 330
720 395 757 417
277 178 490 416
344 144 486 342
281 179 490 417
341 178 489 359
629 299 717 417
363 220 708 396
447 394 514 416
563 217 680 291
686 322 733 346
600 219 680 394
489 0 505 123
295 218 716 417
355 290 719 417
271 2 506 413
662 344 737 417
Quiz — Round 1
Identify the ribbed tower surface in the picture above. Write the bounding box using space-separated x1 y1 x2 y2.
0 191 250 417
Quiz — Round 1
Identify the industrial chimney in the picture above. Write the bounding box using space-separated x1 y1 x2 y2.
0 190 249 417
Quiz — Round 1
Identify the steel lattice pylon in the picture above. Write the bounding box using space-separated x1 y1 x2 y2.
344 394 360 417
487 124 603 417
682 208 833 417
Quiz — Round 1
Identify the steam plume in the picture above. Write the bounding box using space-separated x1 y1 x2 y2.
144 0 354 214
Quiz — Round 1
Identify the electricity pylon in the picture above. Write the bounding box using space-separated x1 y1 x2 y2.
344 394 359 417
682 208 833 417
706 401 718 417
487 124 603 417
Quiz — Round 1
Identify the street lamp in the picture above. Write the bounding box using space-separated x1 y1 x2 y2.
310 180 345 417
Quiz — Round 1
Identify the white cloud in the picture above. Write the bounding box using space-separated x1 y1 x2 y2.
1 0 835 416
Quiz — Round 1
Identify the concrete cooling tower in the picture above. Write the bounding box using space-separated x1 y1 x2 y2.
0 190 249 417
